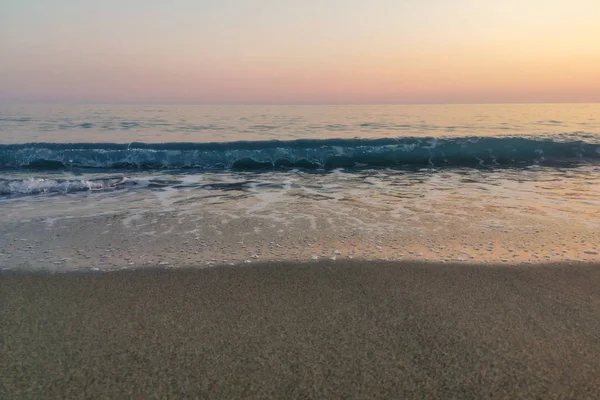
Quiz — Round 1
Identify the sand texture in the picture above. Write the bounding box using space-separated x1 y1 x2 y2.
2 261 600 399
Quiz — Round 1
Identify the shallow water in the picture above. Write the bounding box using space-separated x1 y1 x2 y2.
0 104 599 269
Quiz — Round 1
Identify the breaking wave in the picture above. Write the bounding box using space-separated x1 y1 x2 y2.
1 136 599 171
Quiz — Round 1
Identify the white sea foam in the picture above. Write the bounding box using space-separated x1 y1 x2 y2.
0 177 106 195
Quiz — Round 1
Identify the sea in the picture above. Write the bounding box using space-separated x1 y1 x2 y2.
1 104 599 270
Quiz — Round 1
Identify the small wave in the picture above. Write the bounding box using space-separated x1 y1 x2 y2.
1 135 599 171
0 177 130 196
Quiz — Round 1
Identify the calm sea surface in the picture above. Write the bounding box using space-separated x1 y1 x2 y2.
1 104 599 144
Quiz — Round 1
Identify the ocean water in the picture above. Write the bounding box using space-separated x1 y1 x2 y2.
1 104 599 270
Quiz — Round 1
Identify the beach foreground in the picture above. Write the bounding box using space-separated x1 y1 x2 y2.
2 261 599 399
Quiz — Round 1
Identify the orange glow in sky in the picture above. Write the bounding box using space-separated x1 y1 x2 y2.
1 0 600 103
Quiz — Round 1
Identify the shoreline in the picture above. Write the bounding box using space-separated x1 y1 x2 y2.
2 260 599 399
3 257 600 273
2 167 599 272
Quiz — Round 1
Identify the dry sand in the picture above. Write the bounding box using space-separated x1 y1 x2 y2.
2 261 599 399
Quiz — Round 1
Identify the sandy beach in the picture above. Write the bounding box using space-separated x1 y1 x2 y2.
1 260 599 399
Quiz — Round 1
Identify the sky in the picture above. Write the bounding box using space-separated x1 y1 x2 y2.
1 0 600 104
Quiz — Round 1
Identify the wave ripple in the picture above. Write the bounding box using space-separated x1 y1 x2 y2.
1 136 599 171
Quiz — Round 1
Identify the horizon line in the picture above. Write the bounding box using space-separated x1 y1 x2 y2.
2 101 600 106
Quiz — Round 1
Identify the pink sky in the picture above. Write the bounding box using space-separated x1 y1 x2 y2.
2 0 600 104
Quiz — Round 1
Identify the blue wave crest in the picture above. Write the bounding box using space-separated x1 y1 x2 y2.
1 136 599 170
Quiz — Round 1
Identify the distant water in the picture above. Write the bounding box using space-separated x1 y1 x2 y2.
1 104 600 174
1 102 599 195
0 104 599 269
2 104 600 144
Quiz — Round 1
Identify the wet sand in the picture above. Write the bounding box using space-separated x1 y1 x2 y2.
2 168 599 271
2 261 599 399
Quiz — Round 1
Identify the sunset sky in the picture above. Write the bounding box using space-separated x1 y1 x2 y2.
1 0 599 104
